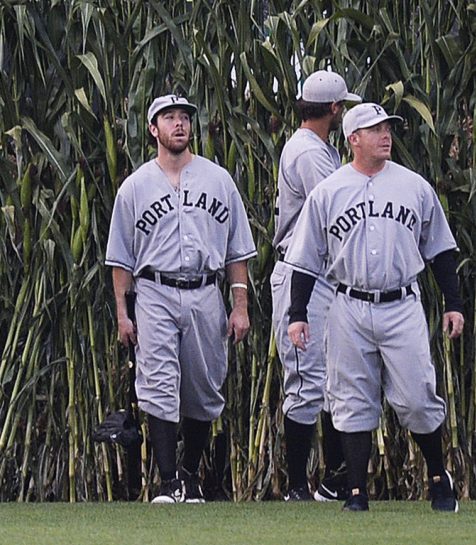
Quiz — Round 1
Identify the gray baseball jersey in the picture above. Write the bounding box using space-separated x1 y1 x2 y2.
286 161 456 286
285 160 457 433
271 128 340 425
106 156 256 274
106 156 256 423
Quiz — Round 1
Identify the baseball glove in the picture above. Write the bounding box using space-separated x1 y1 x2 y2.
93 409 142 448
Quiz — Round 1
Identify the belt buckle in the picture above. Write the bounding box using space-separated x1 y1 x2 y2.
176 277 190 289
370 291 379 303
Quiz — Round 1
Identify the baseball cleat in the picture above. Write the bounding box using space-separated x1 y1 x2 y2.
430 470 459 512
314 468 349 501
151 477 184 504
284 484 313 501
181 468 205 503
342 489 369 512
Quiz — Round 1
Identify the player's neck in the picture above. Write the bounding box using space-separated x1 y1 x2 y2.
155 148 194 186
300 119 331 142
351 157 387 177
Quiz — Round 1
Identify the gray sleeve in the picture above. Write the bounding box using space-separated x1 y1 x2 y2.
105 191 136 271
419 183 457 261
225 184 257 264
284 190 327 278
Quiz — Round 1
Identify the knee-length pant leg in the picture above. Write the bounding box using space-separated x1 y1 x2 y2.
326 293 446 434
134 279 228 423
271 261 333 425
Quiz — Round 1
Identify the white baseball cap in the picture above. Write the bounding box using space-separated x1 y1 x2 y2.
301 70 362 104
147 94 197 124
343 102 403 138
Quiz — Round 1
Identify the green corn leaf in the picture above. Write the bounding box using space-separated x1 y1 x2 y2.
402 94 436 134
77 53 107 105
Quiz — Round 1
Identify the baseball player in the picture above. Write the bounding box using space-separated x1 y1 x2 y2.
106 94 257 503
271 70 361 501
286 102 464 512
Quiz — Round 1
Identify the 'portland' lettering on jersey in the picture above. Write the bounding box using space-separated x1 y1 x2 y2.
328 200 417 241
136 189 230 235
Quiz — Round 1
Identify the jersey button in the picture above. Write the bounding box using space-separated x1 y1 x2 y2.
185 256 190 261
369 225 375 231
369 194 375 200
370 250 377 255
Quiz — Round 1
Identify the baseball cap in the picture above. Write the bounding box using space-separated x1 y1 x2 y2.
147 94 197 124
301 70 362 104
343 102 403 138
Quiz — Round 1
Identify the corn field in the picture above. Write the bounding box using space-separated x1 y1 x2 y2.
0 0 475 503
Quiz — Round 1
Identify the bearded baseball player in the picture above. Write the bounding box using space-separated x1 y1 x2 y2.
272 70 361 501
106 94 257 503
286 102 464 512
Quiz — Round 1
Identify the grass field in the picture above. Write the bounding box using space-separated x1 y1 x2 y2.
0 500 475 545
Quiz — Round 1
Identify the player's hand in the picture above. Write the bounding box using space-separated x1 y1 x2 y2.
227 305 250 344
118 316 137 346
443 311 464 339
288 321 310 351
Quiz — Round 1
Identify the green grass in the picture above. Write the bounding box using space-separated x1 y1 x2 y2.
0 501 475 545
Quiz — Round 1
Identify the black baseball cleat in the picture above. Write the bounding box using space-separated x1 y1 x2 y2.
430 471 459 512
284 484 313 501
151 477 184 504
314 468 348 501
342 489 369 512
181 468 206 503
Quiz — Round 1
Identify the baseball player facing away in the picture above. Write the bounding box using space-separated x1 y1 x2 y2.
106 94 257 503
272 70 361 501
286 102 464 512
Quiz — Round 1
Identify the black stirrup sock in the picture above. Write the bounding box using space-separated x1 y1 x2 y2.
284 415 315 490
181 417 211 474
148 415 178 481
340 431 372 493
411 426 445 478
321 411 345 476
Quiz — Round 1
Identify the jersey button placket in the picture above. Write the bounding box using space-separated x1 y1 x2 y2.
366 178 379 285
179 174 190 271
181 174 195 271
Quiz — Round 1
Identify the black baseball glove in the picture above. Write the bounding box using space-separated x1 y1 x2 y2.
93 410 142 448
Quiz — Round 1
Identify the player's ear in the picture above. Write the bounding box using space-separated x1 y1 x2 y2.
348 132 359 146
330 101 343 114
149 123 159 139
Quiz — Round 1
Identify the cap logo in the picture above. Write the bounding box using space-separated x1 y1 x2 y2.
372 105 384 115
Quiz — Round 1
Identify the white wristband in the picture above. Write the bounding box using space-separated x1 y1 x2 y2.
230 282 248 290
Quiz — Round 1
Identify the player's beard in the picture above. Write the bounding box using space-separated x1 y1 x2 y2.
157 128 191 155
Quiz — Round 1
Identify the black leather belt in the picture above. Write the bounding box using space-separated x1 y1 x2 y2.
337 283 413 303
138 267 216 289
278 253 285 262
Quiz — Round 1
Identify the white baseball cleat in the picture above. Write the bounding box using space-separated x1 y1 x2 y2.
151 478 184 504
